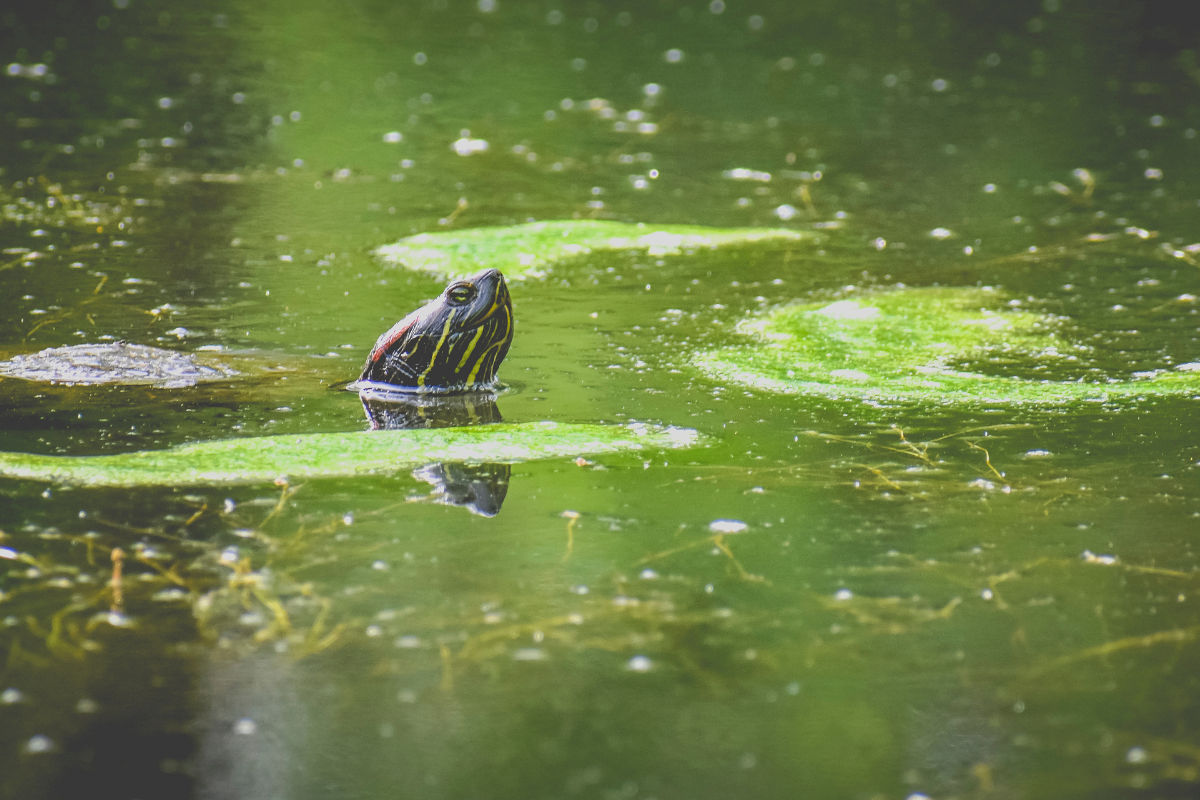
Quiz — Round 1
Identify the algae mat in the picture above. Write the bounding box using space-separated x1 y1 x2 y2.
375 220 805 280
693 286 1200 406
0 422 701 487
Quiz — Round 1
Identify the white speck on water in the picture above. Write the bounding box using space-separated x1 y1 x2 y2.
748 15 764 30
397 689 417 703
452 137 489 156
571 58 587 71
343 512 354 525
365 625 382 637
383 131 402 143
984 183 997 193
626 655 652 672
477 0 496 11
643 83 661 97
1 688 24 704
981 589 994 600
413 52 427 65
905 794 933 800
514 648 547 661
834 589 853 601
709 519 748 534
1150 115 1164 127
1081 550 1118 565
724 168 771 182
23 736 54 754
932 79 948 91
639 569 659 580
1145 168 1163 179
158 97 173 109
775 204 797 220
395 636 421 648
740 753 757 769
930 227 952 239
233 718 257 735
664 48 684 63
1126 746 1148 764
231 92 245 104
76 698 98 713
709 0 725 13
1024 450 1052 457
0 548 17 560
372 560 389 571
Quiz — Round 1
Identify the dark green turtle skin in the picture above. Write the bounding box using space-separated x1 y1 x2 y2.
358 268 513 392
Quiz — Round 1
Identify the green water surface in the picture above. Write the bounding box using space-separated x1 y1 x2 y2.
2 2 1200 799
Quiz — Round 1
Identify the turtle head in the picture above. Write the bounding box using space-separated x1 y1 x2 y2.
359 268 513 391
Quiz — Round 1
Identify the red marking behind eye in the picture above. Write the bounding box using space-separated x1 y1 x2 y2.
368 309 422 364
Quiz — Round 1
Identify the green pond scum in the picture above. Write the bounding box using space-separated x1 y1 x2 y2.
376 220 806 280
4 1 1200 799
695 286 1200 407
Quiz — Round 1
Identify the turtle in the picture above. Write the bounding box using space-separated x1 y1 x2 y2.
0 268 514 396
0 268 517 515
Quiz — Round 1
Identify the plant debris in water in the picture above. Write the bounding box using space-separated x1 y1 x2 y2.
375 220 805 280
693 286 1200 406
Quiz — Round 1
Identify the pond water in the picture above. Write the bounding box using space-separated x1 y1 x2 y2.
3 1 1200 798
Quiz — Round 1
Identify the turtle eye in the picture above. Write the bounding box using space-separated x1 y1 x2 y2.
446 283 476 305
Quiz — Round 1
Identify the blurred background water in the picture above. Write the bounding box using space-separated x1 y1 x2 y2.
3 1 1200 798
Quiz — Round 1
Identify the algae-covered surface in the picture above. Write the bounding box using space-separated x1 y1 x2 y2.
375 220 805 280
0 422 699 487
5 2 1200 799
695 287 1200 406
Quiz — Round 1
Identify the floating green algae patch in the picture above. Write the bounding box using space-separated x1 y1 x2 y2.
693 287 1200 406
374 220 805 280
0 422 701 487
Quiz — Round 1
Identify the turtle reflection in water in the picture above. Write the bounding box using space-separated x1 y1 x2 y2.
356 268 516 517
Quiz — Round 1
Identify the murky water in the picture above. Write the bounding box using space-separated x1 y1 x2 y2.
3 2 1200 798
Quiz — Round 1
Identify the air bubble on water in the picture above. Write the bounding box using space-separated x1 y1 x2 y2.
231 92 245 104
626 655 652 672
709 0 725 13
709 519 748 534
571 58 587 71
834 589 853 601
233 718 257 735
930 227 952 239
76 698 98 713
366 625 382 637
23 736 54 754
639 569 659 580
1144 168 1163 179
514 648 547 661
395 636 421 648
932 79 948 91
643 83 661 97
1149 115 1164 127
383 131 402 143
477 0 496 12
1126 746 1148 764
1 688 24 704
664 49 684 63
748 15 764 31
546 10 562 24
984 183 997 193
775 204 797 221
